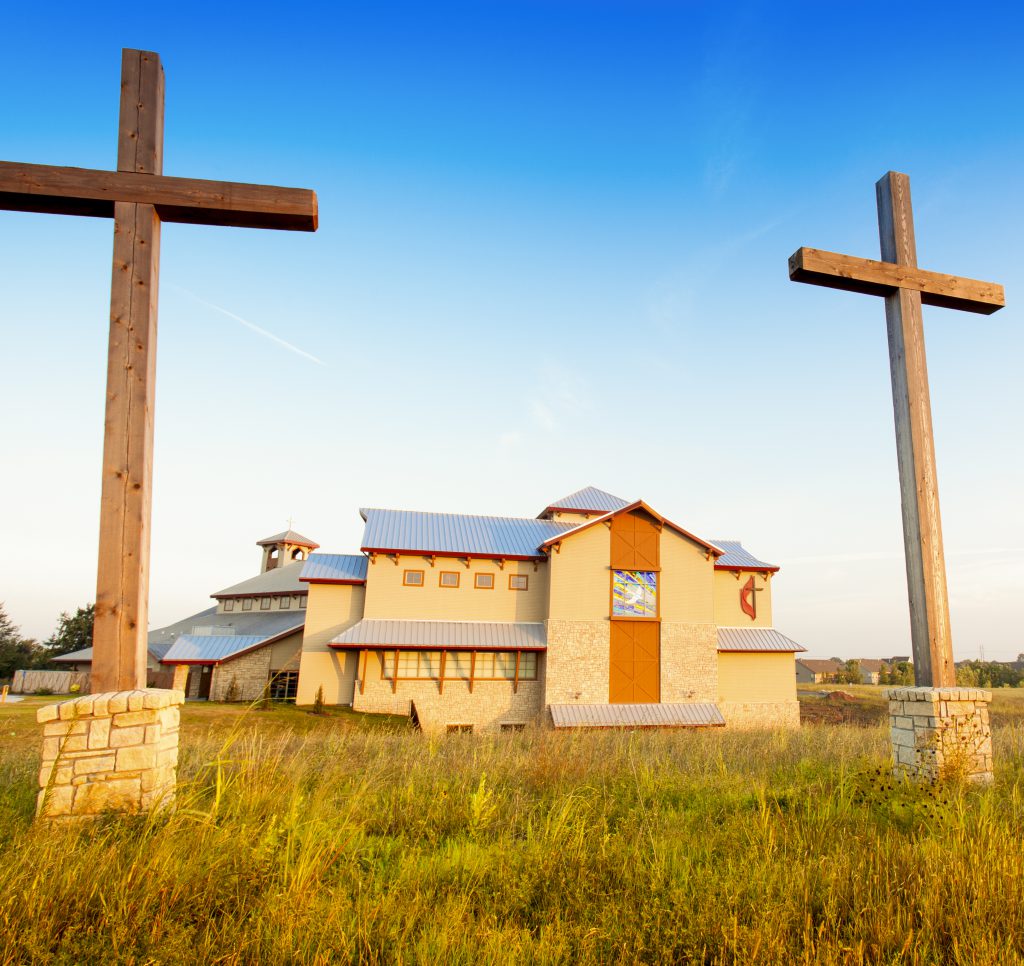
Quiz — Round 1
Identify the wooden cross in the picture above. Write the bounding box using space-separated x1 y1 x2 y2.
0 49 317 692
789 171 1005 687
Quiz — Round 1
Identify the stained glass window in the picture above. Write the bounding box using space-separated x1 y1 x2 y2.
612 570 657 617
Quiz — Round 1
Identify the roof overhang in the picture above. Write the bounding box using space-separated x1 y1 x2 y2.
359 548 545 562
714 564 780 574
161 625 302 666
299 577 366 585
212 589 309 600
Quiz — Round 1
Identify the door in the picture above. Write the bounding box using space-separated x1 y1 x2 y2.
609 621 660 703
197 666 212 699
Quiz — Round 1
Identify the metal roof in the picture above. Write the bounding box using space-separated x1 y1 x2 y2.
212 561 308 598
300 553 368 583
549 702 725 729
330 619 547 650
55 641 175 664
544 486 630 514
257 529 319 548
711 540 778 570
717 627 807 653
151 609 305 659
360 508 574 558
162 635 269 664
797 658 843 672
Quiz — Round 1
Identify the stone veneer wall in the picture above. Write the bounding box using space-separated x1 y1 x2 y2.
718 701 801 729
544 620 609 705
37 689 183 819
660 622 718 702
210 648 272 702
352 652 544 733
888 686 993 783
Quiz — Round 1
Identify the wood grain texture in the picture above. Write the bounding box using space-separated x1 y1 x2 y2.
876 171 956 688
787 247 1004 314
92 52 165 692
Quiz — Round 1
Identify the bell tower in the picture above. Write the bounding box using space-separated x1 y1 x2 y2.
256 529 319 573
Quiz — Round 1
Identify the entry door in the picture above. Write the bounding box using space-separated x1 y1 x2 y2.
609 622 660 703
197 666 212 699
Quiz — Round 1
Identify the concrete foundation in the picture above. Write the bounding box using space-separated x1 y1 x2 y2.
887 686 993 784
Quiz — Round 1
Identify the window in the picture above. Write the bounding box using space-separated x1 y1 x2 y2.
292 548 305 560
260 596 272 611
612 570 657 617
447 651 473 679
382 650 442 680
403 570 424 587
439 571 460 588
379 650 537 681
224 599 235 612
280 595 291 609
299 596 307 609
509 574 529 591
447 724 473 734
242 598 253 612
501 723 526 732
268 670 299 701
474 573 494 590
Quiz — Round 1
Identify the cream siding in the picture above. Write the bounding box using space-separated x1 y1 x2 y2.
547 523 610 620
717 652 796 703
659 529 715 623
296 583 366 705
713 570 772 627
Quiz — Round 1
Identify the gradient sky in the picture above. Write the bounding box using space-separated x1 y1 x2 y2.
2 2 1022 661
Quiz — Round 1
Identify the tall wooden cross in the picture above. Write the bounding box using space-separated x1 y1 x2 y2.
0 49 317 692
789 171 1005 687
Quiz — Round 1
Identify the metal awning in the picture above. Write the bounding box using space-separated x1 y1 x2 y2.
329 619 546 651
549 703 725 729
717 627 806 653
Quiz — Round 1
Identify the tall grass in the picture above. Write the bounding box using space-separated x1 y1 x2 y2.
2 709 1024 964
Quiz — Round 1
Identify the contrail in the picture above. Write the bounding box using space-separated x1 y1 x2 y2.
169 283 326 366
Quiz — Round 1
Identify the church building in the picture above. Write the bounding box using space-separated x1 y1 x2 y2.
293 487 805 732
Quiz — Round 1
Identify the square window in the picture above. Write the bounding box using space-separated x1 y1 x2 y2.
224 599 235 612
448 651 472 679
509 574 529 591
299 596 307 609
439 571 460 588
474 573 494 590
398 652 419 677
612 571 657 617
280 595 291 609
268 670 299 701
260 596 272 610
404 570 424 587
419 651 440 678
242 598 253 611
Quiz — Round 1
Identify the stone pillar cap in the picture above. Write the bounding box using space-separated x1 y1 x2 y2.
36 688 185 724
886 686 992 702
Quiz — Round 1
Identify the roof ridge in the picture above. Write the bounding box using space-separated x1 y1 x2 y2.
361 506 577 526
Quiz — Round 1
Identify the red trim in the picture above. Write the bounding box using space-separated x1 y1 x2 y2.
298 577 366 585
541 505 617 517
360 547 544 562
329 642 546 652
159 659 215 666
714 564 780 573
257 538 320 549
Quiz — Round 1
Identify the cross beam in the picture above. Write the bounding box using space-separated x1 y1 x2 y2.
789 171 1005 687
1 49 318 693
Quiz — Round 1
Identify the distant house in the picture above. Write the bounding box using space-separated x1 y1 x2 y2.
858 659 888 685
795 659 842 683
52 644 171 676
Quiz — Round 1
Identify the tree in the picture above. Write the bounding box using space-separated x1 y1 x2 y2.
0 603 44 682
43 604 94 658
835 659 862 685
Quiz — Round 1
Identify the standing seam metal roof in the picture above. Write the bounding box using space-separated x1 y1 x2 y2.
212 562 308 598
360 509 575 557
544 486 630 514
711 540 777 570
549 703 725 728
717 627 806 653
330 619 547 650
300 553 369 582
162 635 269 664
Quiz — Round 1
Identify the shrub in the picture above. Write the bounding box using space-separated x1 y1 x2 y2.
312 685 325 716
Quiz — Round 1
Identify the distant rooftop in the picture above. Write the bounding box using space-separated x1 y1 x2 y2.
212 561 307 598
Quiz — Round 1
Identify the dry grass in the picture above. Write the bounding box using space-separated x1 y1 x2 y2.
2 698 1024 964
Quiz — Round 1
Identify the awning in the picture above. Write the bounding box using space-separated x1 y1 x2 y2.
329 619 546 651
162 634 268 665
549 703 725 729
717 627 806 653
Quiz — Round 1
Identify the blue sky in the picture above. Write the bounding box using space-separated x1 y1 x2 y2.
2 1 1022 660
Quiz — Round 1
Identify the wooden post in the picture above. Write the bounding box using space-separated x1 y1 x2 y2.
391 648 399 694
876 172 955 688
513 650 521 694
469 651 476 694
359 650 367 696
93 50 165 693
438 649 447 695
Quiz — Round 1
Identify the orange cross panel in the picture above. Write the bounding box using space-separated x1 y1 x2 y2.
609 621 660 704
610 510 660 571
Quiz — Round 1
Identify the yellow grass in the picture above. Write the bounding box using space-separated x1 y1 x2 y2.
2 698 1024 964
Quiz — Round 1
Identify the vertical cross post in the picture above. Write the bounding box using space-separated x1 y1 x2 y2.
876 172 955 687
92 50 165 692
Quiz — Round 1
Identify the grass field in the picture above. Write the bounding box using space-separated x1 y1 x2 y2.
2 692 1024 964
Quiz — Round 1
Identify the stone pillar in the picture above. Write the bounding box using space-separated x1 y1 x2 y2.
36 689 183 819
887 686 993 784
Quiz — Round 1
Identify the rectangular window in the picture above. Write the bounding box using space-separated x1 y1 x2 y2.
474 572 494 590
299 596 307 609
447 651 473 679
509 574 529 591
439 571 460 588
280 595 291 609
382 650 443 680
447 724 473 734
242 598 253 611
224 599 235 612
268 670 299 701
501 723 526 732
474 652 495 678
260 596 272 610
519 652 538 680
612 570 658 617
379 650 537 681
403 570 424 587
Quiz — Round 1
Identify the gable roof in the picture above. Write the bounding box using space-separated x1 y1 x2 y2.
542 487 630 516
300 553 369 584
257 529 319 549
360 508 575 559
797 658 843 673
538 500 724 556
212 561 307 598
711 540 779 572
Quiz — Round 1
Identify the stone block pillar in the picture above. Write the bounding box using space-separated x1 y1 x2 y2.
36 689 184 819
887 686 993 784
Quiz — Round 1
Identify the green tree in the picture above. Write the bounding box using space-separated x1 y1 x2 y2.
44 604 94 658
0 603 44 681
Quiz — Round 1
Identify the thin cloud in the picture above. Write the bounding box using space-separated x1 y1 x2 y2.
169 284 326 367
